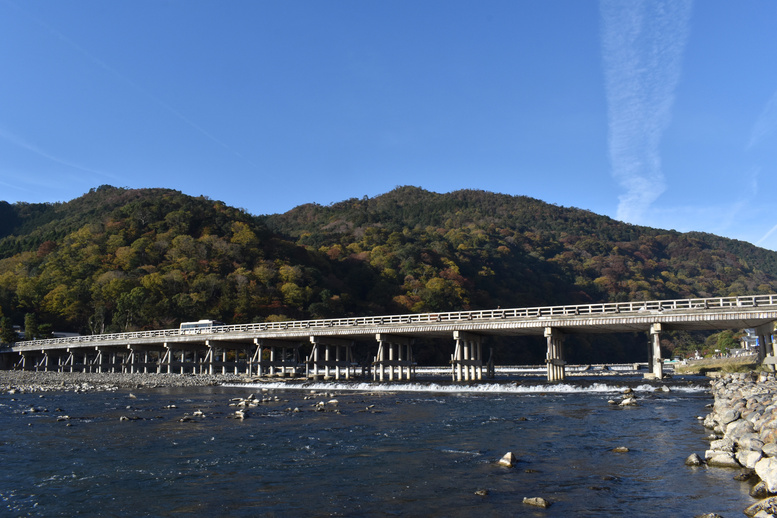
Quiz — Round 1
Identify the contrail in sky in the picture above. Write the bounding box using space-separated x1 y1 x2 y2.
600 0 693 224
749 90 777 150
0 126 117 180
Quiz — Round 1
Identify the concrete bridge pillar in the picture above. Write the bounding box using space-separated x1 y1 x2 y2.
307 336 355 380
451 331 484 382
545 327 566 382
757 323 776 371
374 334 415 381
648 323 663 379
253 338 301 377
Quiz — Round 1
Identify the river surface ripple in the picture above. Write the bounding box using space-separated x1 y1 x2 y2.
0 375 756 517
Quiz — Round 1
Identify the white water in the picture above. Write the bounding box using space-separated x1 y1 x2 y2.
230 380 708 395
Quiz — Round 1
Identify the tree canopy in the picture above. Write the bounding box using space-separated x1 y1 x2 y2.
1 185 775 362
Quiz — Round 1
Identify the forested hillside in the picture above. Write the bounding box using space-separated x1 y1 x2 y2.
1 185 775 363
264 186 777 309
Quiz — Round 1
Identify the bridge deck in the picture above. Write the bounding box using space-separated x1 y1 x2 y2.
3 294 777 353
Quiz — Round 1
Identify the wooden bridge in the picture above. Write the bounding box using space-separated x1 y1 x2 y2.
2 294 777 381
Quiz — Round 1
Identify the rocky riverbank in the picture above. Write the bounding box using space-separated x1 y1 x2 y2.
701 372 777 516
0 370 246 393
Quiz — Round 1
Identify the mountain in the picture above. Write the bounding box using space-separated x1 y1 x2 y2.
1 185 775 363
263 186 777 308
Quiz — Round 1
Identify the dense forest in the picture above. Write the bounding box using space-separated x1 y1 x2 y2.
1 185 775 363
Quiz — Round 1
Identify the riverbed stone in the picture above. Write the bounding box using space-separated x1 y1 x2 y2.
763 443 777 458
685 453 704 466
756 457 777 493
498 452 517 467
740 433 766 453
737 449 763 469
706 452 741 468
750 481 774 499
522 497 551 508
744 496 777 517
727 419 755 441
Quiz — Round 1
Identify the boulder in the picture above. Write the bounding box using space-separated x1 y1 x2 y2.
744 496 777 517
733 469 756 481
522 497 551 508
750 481 773 499
612 446 630 453
685 453 704 466
706 452 741 468
737 450 763 469
719 408 741 426
727 419 755 441
498 452 517 467
740 433 766 453
757 457 777 493
762 427 777 445
619 397 638 407
708 438 734 453
763 443 777 458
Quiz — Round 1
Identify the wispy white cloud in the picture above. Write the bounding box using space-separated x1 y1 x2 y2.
0 126 116 180
600 0 693 224
749 90 777 149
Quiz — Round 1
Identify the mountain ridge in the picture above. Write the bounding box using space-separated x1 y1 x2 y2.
0 185 774 362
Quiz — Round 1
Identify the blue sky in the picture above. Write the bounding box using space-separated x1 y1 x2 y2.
2 1 777 250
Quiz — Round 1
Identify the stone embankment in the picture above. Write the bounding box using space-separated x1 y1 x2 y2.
0 370 246 393
701 372 777 516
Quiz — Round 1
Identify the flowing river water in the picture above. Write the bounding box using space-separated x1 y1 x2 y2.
0 375 757 516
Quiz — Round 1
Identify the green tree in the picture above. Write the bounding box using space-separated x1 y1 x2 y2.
24 312 39 341
0 316 16 344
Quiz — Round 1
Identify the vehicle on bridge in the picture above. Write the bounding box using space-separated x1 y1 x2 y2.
179 320 225 334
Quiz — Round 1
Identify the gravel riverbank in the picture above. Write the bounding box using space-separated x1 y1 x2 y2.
701 372 777 516
0 370 247 393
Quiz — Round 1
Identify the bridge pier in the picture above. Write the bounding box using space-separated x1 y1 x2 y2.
254 338 301 377
647 323 663 379
126 344 165 373
757 323 776 371
94 346 126 373
373 334 415 381
307 336 355 380
205 340 251 374
545 327 566 381
451 331 484 382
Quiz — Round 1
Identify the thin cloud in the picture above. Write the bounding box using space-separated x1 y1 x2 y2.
0 127 116 180
600 0 693 224
749 90 777 149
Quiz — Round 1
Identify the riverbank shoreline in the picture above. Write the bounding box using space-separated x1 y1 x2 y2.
701 372 777 516
0 370 247 393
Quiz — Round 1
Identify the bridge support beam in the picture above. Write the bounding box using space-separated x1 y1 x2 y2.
545 327 566 382
647 323 663 379
373 334 414 381
307 336 355 380
757 323 776 371
254 338 301 377
451 331 484 382
205 340 251 375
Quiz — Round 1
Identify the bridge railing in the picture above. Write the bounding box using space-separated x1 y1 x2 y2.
7 294 777 350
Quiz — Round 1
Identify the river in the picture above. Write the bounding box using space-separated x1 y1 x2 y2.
0 374 756 516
